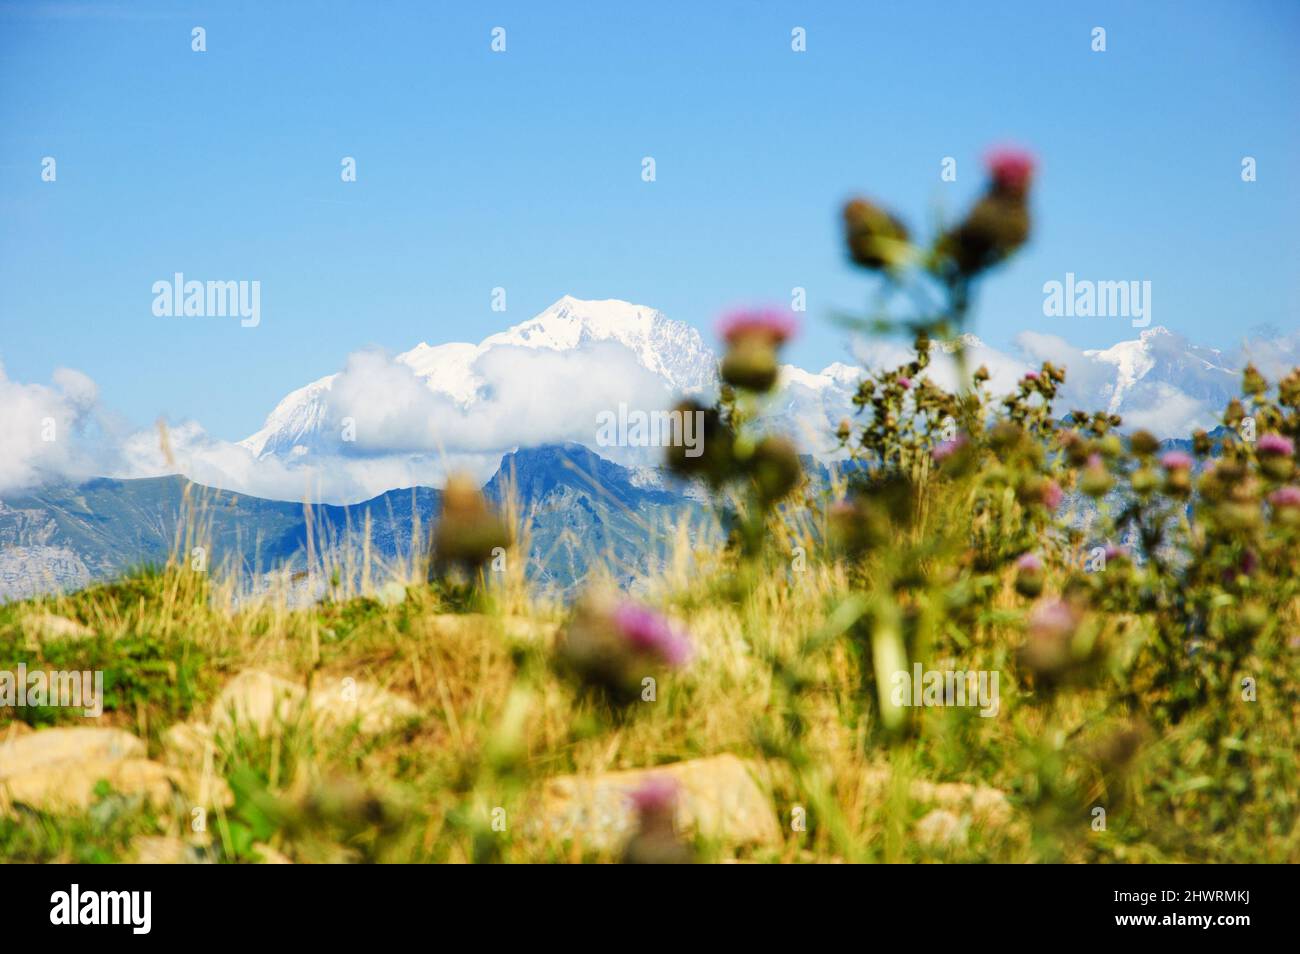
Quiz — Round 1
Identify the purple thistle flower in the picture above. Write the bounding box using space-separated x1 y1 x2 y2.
986 146 1036 195
1268 486 1300 508
1023 370 1040 381
613 603 692 667
897 376 912 390
717 308 798 346
932 434 968 463
1016 553 1043 572
1041 479 1064 510
1028 599 1078 641
627 776 679 817
1161 451 1194 471
1257 433 1295 457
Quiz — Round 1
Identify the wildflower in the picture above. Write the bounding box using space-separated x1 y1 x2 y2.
747 435 802 504
1257 433 1295 480
986 146 1036 198
842 198 911 270
1128 429 1160 458
1023 370 1039 382
429 474 511 580
1160 450 1194 497
555 595 691 703
1268 485 1300 518
898 376 912 390
664 399 736 487
937 148 1034 275
718 308 797 393
1020 598 1088 683
1014 553 1045 598
612 602 692 667
1040 478 1064 510
1080 453 1114 498
621 777 693 865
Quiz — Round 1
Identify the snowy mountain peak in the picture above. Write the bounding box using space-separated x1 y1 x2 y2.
482 296 715 392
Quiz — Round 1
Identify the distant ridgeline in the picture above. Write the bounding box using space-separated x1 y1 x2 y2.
0 445 708 602
0 432 1220 603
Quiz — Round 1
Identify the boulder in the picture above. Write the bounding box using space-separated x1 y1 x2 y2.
22 613 94 641
537 754 779 851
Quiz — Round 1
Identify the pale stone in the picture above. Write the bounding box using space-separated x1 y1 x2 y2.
0 727 144 781
537 754 779 851
0 756 176 814
22 612 94 641
915 808 969 847
861 766 1013 830
310 677 419 736
209 670 307 736
251 842 293 864
132 835 208 864
209 669 417 739
161 721 215 766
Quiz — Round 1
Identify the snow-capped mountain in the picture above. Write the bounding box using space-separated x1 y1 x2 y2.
1083 326 1238 417
240 296 718 461
239 298 1259 490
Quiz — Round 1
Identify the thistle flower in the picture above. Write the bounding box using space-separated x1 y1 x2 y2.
612 602 692 667
1258 433 1295 456
985 146 1036 198
1128 429 1160 457
1160 450 1194 497
932 433 969 468
1020 598 1086 682
747 435 803 504
1015 553 1045 597
898 376 912 390
938 148 1034 275
718 308 797 393
429 473 511 580
1257 433 1296 480
1268 485 1300 508
1080 453 1114 498
1041 479 1064 511
621 777 693 865
718 308 798 347
556 595 692 703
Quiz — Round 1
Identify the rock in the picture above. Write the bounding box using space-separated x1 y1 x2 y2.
310 677 419 736
914 808 969 847
251 842 293 864
1 756 176 814
861 766 1014 830
161 722 215 766
537 754 779 851
22 613 94 641
132 836 210 864
209 669 417 739
209 670 308 736
0 727 144 780
377 581 407 607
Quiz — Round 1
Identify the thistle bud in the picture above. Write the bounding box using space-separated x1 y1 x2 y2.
748 435 802 504
843 198 911 270
430 473 511 578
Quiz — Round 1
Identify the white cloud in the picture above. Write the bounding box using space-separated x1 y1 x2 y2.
0 361 103 492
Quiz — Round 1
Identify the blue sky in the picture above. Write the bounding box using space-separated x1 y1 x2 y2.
2 0 1297 441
